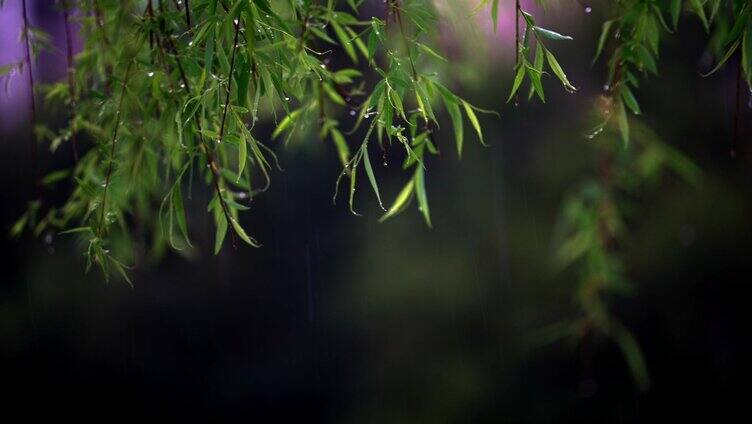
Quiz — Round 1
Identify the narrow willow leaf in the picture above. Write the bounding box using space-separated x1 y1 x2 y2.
701 39 741 77
671 0 683 29
462 101 485 145
612 324 651 391
172 185 192 247
415 42 447 62
617 100 630 146
414 167 431 227
593 20 614 64
361 144 385 210
725 5 750 47
230 217 260 247
491 0 499 32
527 66 546 102
214 212 228 255
272 109 301 138
330 128 350 166
546 49 576 91
349 161 360 216
41 169 70 186
534 26 573 41
689 0 709 31
331 20 358 63
442 93 463 157
635 45 658 74
507 63 526 103
237 136 248 181
379 179 415 223
621 86 641 115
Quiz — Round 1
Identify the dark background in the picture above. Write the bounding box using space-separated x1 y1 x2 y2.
1 1 750 421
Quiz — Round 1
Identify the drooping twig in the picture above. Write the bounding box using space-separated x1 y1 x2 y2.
98 59 136 237
21 0 39 192
156 21 238 246
218 19 242 142
184 0 192 29
62 0 79 162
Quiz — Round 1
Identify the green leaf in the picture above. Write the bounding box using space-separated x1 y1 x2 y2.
689 0 709 32
172 185 192 247
593 20 614 64
491 0 500 32
272 109 301 138
331 20 358 63
330 128 351 167
415 41 447 62
214 212 228 255
414 167 431 227
230 216 260 247
237 136 248 181
620 86 641 115
438 88 464 157
546 49 576 91
462 101 485 145
41 169 70 186
701 38 740 77
533 26 573 41
671 0 683 29
361 144 385 210
379 179 415 223
617 100 630 146
507 63 526 103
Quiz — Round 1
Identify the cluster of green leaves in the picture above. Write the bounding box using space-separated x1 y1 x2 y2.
5 0 503 282
546 0 751 388
3 0 748 388
590 0 752 145
552 124 700 390
507 4 577 103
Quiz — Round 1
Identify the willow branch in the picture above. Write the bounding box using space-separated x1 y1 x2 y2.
98 59 136 237
21 0 39 191
62 0 79 162
218 19 241 141
157 21 238 246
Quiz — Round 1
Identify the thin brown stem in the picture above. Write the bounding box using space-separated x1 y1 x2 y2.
156 22 237 246
98 59 136 237
184 0 192 29
393 2 418 82
21 0 39 195
62 0 79 162
218 20 241 141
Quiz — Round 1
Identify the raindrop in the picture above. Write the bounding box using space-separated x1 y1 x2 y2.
147 71 154 77
584 6 592 14
349 110 357 116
